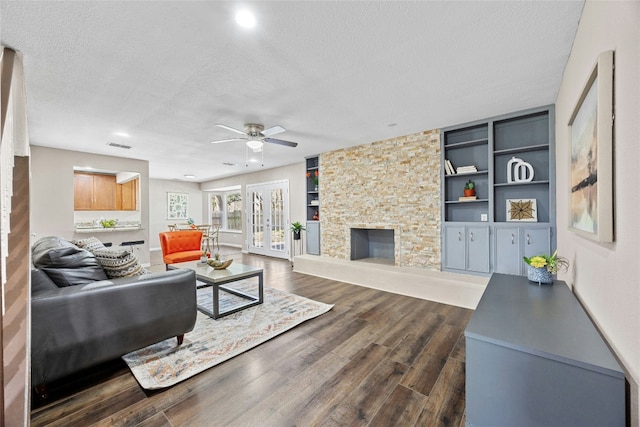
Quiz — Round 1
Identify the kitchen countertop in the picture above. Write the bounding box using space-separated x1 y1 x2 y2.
74 222 143 233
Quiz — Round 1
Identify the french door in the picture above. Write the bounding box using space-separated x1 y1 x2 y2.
246 180 290 259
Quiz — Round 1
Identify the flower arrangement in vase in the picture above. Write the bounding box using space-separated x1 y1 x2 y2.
523 250 569 285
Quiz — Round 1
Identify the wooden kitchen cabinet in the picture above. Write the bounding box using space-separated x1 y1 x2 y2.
116 178 138 211
74 172 137 211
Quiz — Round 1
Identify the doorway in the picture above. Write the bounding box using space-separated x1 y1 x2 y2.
246 180 290 259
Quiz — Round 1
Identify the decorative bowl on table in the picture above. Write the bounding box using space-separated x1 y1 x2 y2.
207 259 233 270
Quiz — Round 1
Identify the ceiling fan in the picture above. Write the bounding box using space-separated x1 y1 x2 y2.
210 123 299 151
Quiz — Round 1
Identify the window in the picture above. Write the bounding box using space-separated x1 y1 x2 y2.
210 191 242 231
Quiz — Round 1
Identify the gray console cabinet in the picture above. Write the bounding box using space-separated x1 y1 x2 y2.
465 274 625 426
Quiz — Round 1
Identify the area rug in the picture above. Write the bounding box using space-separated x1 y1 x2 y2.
122 284 333 389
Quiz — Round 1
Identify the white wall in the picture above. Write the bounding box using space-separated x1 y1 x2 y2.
555 1 639 422
148 178 202 250
30 146 151 264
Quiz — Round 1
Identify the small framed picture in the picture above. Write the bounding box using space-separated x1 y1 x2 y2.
167 192 189 220
506 199 537 222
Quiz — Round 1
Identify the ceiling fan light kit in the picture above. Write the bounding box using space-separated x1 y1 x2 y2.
211 122 299 168
246 138 264 151
246 144 264 167
211 123 299 149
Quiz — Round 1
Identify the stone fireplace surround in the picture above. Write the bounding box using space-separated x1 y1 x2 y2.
319 129 441 269
295 128 487 309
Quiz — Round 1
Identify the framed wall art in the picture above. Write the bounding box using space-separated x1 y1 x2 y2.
506 198 538 222
568 50 614 242
167 192 189 220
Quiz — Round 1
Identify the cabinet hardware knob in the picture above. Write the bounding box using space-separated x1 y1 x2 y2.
458 232 462 241
511 234 515 244
470 232 474 242
527 234 531 245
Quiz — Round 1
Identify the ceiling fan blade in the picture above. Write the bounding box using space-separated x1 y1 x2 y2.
261 125 286 137
263 137 298 148
210 137 247 144
216 124 247 135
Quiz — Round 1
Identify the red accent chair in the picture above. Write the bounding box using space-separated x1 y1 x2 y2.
159 230 203 270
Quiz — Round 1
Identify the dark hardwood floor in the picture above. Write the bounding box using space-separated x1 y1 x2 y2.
31 249 472 426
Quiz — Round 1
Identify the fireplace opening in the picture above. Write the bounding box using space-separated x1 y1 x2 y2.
350 228 394 265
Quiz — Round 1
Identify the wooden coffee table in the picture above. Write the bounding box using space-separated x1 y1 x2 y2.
169 261 263 319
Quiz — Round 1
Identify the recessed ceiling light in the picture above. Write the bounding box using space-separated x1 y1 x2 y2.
184 174 196 179
235 9 256 28
113 131 131 138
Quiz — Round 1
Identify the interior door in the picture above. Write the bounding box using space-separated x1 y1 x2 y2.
247 180 290 259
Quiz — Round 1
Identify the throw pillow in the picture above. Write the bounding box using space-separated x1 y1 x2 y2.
91 248 148 279
31 236 108 286
72 236 106 252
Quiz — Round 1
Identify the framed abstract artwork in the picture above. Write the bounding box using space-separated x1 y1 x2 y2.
568 50 614 242
506 198 537 222
167 192 189 220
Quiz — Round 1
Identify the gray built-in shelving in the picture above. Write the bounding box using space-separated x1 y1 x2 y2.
305 156 320 255
441 105 556 276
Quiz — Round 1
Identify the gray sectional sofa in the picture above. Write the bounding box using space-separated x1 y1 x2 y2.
31 236 197 397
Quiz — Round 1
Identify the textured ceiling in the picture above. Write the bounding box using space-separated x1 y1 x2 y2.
1 1 584 182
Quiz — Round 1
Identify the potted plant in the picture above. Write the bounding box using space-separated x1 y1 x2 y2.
290 221 306 240
523 250 569 284
464 179 475 197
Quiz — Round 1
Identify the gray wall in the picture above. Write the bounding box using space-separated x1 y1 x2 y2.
30 146 151 264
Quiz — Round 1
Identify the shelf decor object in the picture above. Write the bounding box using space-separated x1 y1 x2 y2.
507 157 534 183
568 50 614 243
506 199 537 222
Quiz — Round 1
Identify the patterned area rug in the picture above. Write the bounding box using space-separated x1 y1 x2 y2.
122 284 333 389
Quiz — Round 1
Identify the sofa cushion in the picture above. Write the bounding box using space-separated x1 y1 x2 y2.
31 269 59 293
72 236 107 252
32 236 108 287
91 248 148 278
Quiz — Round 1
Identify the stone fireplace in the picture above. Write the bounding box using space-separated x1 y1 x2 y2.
319 129 441 269
350 228 395 264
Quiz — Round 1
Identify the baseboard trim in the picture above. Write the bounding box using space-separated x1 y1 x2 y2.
293 254 488 309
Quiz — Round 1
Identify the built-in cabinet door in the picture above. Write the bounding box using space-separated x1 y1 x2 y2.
494 227 520 275
92 175 116 210
444 225 466 270
74 172 116 210
522 227 551 261
467 226 490 273
306 221 320 255
73 173 93 210
116 178 138 211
